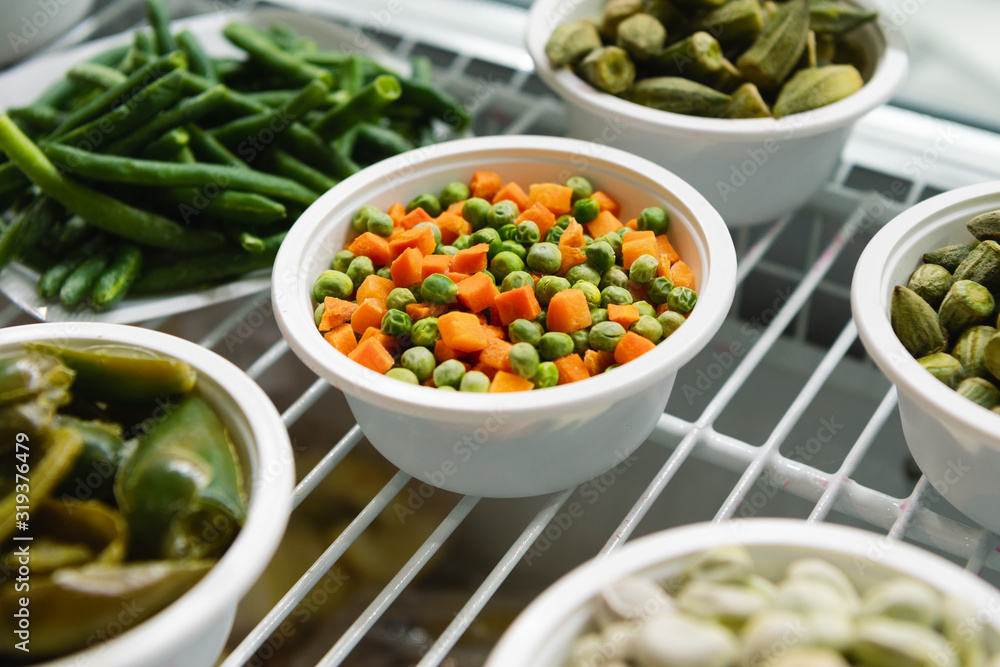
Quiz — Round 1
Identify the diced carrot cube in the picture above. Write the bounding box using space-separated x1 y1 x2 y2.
388 202 406 225
517 202 558 238
528 183 573 216
319 297 357 332
348 232 391 266
452 243 489 274
483 324 505 341
656 302 671 316
608 303 640 329
586 210 622 239
584 349 615 376
471 362 497 380
446 272 470 283
489 304 503 327
493 285 541 325
559 220 585 248
627 280 647 304
557 246 587 275
356 274 395 305
406 303 446 321
399 206 434 230
434 339 461 363
492 182 531 212
456 271 500 313
391 246 423 287
626 218 638 230
470 171 502 200
622 236 658 269
359 326 399 355
422 253 455 279
625 230 656 240
479 338 513 372
434 212 472 245
324 323 358 355
554 354 589 385
446 200 466 216
438 311 488 353
489 370 534 392
614 331 656 365
388 226 437 259
547 289 592 333
658 253 673 279
591 190 621 216
348 337 394 374
656 234 680 263
475 312 489 326
671 260 695 289
350 298 386 335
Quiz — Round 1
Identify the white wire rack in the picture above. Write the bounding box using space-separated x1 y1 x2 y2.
5 0 1000 664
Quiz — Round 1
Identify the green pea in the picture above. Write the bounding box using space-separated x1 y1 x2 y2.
572 281 602 308
463 197 491 231
600 267 628 289
647 276 675 305
555 215 572 229
570 329 590 355
605 364 620 372
658 311 686 338
566 176 593 202
490 251 526 282
346 256 374 290
482 270 496 285
536 275 571 306
402 345 436 381
514 220 540 245
572 197 600 224
631 315 663 343
367 211 394 237
440 181 470 209
498 224 518 242
453 234 472 251
539 332 574 360
635 300 655 318
437 245 457 256
386 367 419 384
583 234 593 245
488 200 519 229
314 304 324 327
433 358 466 388
352 205 381 233
533 361 559 388
501 271 534 293
331 249 355 273
545 226 564 244
408 285 424 303
597 232 623 260
509 318 543 346
381 309 412 338
459 370 490 392
509 342 540 379
471 227 502 259
438 385 457 391
421 273 458 304
411 317 440 348
414 221 442 246
407 193 441 217
585 241 616 273
526 242 562 275
376 267 393 280
590 321 626 352
313 270 353 302
566 263 601 287
590 307 608 325
601 285 632 307
616 227 630 238
534 309 547 326
501 239 527 261
629 254 659 285
667 286 698 314
386 287 417 312
637 206 669 235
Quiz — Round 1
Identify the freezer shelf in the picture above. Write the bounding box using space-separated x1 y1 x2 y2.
3 0 1000 664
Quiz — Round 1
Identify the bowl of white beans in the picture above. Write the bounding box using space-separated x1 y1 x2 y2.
486 519 1000 667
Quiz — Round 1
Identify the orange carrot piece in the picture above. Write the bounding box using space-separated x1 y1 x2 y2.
358 325 396 351
470 171 502 200
471 362 497 381
456 271 500 313
586 210 622 238
475 311 489 326
483 324 505 341
399 206 434 230
559 219 585 248
438 310 488 353
625 230 655 240
319 297 357 332
324 323 358 355
547 289 592 333
492 182 531 212
434 339 461 363
656 234 680 263
391 246 423 287
614 331 656 365
421 253 455 279
671 260 695 289
627 281 647 304
355 274 394 305
388 226 436 259
406 303 447 321
584 349 615 376
554 354 589 385
434 211 472 245
625 218 639 230
489 370 534 392
348 337 394 374
446 200 466 216
348 232 391 266
607 303 640 329
479 338 513 371
591 190 621 216
489 304 504 327
446 272 470 283
493 285 541 325
517 202 558 238
658 253 673 279
388 202 406 225
557 246 587 275
622 236 658 269
350 298 386 335
452 243 489 274
528 183 573 216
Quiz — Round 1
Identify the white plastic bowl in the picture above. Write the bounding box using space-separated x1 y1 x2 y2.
526 0 909 227
273 135 736 498
486 519 1000 666
0 322 294 667
852 181 1000 534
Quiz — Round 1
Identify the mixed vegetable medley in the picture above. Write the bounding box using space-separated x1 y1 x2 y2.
0 342 246 660
312 171 698 391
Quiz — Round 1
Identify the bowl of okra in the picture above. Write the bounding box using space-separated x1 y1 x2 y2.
853 181 1000 535
526 0 909 227
487 519 1000 667
272 135 737 498
0 322 293 667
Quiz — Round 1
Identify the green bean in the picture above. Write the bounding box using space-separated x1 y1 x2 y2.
38 236 107 298
282 124 359 179
176 29 217 83
19 196 63 260
90 244 142 309
61 251 111 307
146 0 177 54
50 51 187 139
132 231 285 293
0 162 29 197
0 115 223 252
410 55 433 85
184 124 247 168
54 215 89 254
301 51 394 78
398 78 472 131
44 143 319 207
173 189 287 226
259 149 337 194
210 78 330 146
310 75 402 141
36 44 130 110
10 106 63 136
223 22 331 86
237 231 266 253
0 196 41 270
352 123 415 162
121 30 155 73
269 21 315 53
212 58 244 81
142 127 190 161
338 55 363 95
104 85 230 155
67 62 127 90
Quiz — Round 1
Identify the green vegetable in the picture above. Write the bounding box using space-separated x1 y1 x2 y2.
546 226 565 244
572 281 603 308
955 377 1000 410
459 371 490 392
453 235 471 251
387 287 417 312
60 253 111 308
539 332 575 360
627 77 732 117
951 325 996 380
890 285 947 358
632 314 664 342
132 232 285 292
630 254 659 285
381 309 412 338
667 286 698 314
415 221 443 246
590 321 627 351
501 271 535 293
967 210 1000 243
331 249 355 273
498 224 518 242
536 275 572 306
488 200 520 229
570 329 591 355
346 256 374 290
938 280 994 338
616 12 667 60
591 307 609 325
91 245 143 310
577 46 636 94
773 65 863 118
471 227 503 259
917 352 965 389
408 193 441 217
402 346 436 381
421 273 458 304
367 212 394 237
602 285 633 306
566 176 593 202
532 361 559 388
647 276 676 305
440 182 470 209
586 241 617 273
491 251 526 281
222 22 331 86
210 78 331 146
463 198 491 230
352 205 381 233
573 198 601 224
527 242 563 275
509 342 541 379
546 20 603 67
737 0 809 90
601 267 630 290
953 240 1000 294
433 359 466 389
638 207 670 234
509 318 544 346
386 367 419 384
309 75 402 141
514 220 541 245
907 264 952 308
176 29 218 83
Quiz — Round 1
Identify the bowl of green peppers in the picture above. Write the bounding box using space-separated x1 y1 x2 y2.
0 322 293 666
526 0 909 227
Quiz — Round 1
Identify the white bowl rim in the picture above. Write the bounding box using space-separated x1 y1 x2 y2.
273 134 737 418
525 0 910 141
851 181 1000 448
487 518 1000 665
0 322 294 667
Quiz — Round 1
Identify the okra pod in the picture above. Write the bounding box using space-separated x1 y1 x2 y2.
223 22 331 86
737 0 809 89
67 62 127 90
146 0 177 54
309 75 402 141
60 251 111 307
176 29 218 83
210 78 330 146
90 244 143 309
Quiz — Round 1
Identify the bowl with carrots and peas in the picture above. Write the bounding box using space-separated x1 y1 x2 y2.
273 136 736 497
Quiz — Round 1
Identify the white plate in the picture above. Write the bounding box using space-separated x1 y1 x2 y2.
0 8 400 324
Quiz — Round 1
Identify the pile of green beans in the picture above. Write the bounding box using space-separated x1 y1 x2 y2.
0 0 471 311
